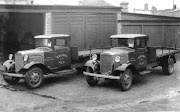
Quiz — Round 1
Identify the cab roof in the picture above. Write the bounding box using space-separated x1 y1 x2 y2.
34 34 70 39
110 34 147 39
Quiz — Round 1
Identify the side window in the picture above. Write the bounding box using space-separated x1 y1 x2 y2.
136 38 146 48
127 38 134 48
56 39 66 46
136 39 140 47
54 39 66 50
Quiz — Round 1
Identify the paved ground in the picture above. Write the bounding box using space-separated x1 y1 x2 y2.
0 54 180 112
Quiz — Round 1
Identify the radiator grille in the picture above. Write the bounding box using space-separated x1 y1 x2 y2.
100 54 113 74
15 53 23 72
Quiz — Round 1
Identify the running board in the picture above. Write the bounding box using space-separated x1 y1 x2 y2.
83 72 119 80
55 68 76 74
139 71 152 76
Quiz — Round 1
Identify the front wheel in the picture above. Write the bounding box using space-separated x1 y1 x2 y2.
86 67 98 86
3 75 20 84
162 58 174 75
25 67 44 89
119 68 133 91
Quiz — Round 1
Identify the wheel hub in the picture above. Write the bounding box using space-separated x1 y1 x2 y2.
30 72 40 84
124 73 131 86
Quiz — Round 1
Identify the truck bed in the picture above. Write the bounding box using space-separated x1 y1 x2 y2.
78 49 108 57
156 48 180 58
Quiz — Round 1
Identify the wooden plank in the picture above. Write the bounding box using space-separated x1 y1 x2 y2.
156 49 180 57
78 49 108 56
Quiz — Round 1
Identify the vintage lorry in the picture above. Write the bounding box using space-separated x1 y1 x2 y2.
83 34 180 91
0 34 105 88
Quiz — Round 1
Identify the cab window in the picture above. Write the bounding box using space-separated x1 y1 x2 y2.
54 38 67 50
136 38 146 48
55 39 66 46
112 38 134 48
127 38 134 48
36 38 51 47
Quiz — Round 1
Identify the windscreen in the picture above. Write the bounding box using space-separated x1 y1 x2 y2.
36 39 51 47
112 38 134 48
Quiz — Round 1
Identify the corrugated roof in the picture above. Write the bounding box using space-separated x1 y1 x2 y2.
34 34 70 39
3 0 28 4
110 34 147 39
81 0 112 6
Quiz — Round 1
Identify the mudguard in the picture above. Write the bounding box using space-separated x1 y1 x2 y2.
85 60 100 71
169 55 176 63
115 63 132 71
23 61 41 69
3 60 15 70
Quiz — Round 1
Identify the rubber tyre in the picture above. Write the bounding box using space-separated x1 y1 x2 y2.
3 75 20 84
162 58 174 75
25 67 44 89
86 67 98 86
119 68 133 91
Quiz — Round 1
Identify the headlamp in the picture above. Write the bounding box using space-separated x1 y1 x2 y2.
115 56 121 63
9 54 13 60
23 55 29 62
92 54 97 61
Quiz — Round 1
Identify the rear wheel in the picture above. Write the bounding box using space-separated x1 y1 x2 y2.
119 68 133 91
86 67 98 86
162 58 174 75
25 67 44 89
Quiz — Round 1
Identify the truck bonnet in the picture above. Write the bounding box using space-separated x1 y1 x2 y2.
17 48 50 55
102 47 135 56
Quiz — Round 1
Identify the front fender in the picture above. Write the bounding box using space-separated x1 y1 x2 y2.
85 60 100 72
23 61 41 69
115 63 132 71
3 60 15 70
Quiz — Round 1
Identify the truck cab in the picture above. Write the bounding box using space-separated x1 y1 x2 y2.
110 34 148 70
84 34 151 91
1 34 74 88
34 34 71 69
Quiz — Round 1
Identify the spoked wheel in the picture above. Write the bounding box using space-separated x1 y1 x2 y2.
162 58 174 75
25 67 44 89
3 75 20 84
86 67 98 86
119 68 133 91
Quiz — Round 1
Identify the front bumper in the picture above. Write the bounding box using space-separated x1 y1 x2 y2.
83 72 119 80
0 65 24 78
3 72 24 78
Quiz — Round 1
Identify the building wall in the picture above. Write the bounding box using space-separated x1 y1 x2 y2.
118 12 180 47
52 12 117 50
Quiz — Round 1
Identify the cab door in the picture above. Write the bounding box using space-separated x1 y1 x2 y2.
135 38 147 69
54 47 71 68
53 38 71 69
